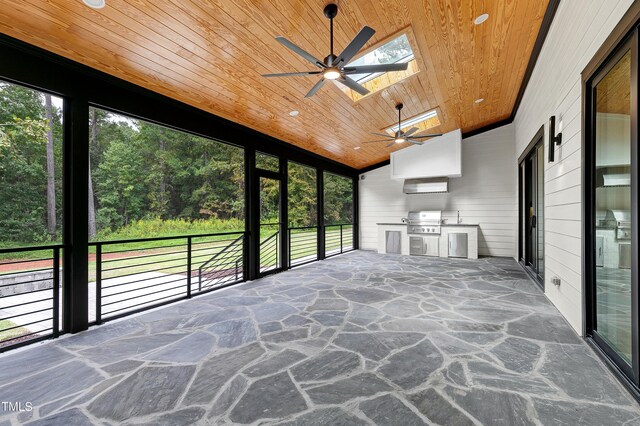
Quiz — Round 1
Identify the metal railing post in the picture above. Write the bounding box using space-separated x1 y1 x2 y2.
186 237 192 298
52 247 60 338
288 228 291 268
95 243 102 325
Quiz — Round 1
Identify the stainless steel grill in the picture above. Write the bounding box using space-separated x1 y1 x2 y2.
407 211 442 235
603 210 631 240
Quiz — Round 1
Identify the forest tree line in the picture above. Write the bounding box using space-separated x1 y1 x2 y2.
0 82 353 247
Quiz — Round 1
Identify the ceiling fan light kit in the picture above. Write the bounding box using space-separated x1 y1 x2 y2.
262 3 409 98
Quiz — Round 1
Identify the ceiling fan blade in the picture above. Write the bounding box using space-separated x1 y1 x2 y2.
305 78 326 98
403 127 420 137
411 133 443 138
407 139 424 145
370 132 392 138
335 26 375 65
387 142 397 148
262 71 322 77
335 76 370 96
343 63 409 74
275 37 325 68
363 139 393 144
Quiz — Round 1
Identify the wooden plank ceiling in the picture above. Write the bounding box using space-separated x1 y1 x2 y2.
0 0 549 169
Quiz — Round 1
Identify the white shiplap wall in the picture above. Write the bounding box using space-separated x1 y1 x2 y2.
514 0 634 333
359 124 517 257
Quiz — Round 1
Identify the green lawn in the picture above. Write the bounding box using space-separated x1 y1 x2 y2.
2 227 354 280
0 319 31 343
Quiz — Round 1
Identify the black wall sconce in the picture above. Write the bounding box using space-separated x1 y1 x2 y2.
548 115 563 162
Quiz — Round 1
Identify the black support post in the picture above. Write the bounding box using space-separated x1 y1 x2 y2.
353 175 359 250
186 236 192 298
62 97 89 333
317 168 325 260
95 243 102 325
280 158 289 270
52 247 60 337
245 149 258 281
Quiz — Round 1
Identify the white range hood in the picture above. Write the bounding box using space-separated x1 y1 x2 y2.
390 129 461 193
403 177 449 194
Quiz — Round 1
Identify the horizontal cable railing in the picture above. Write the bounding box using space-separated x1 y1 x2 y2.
259 231 279 273
199 235 244 292
288 226 318 267
325 224 354 258
90 231 245 324
0 245 62 353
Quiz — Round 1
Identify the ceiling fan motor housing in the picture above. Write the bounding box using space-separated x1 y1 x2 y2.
324 54 338 67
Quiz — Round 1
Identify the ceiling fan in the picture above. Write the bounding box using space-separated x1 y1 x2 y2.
364 103 442 147
262 3 409 98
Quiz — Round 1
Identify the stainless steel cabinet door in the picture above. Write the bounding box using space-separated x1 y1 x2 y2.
448 233 468 258
385 231 401 254
424 237 439 256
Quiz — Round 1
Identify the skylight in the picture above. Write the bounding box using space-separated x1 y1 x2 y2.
348 34 414 84
339 31 420 101
385 109 441 136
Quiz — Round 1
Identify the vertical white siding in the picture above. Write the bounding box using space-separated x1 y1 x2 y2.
514 0 634 333
359 124 517 258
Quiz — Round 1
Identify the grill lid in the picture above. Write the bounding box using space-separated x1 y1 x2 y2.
407 210 442 224
603 210 631 227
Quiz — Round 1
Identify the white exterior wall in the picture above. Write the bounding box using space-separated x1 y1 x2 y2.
359 124 516 258
513 0 634 333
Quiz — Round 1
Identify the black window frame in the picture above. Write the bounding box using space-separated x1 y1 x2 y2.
0 34 359 339
582 4 640 399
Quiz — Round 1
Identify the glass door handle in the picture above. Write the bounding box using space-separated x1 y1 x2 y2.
531 215 537 228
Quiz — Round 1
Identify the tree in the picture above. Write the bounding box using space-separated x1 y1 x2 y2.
95 139 146 229
0 83 50 244
288 162 317 227
44 94 56 241
324 172 353 225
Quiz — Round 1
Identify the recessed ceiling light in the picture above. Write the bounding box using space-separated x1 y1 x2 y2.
475 98 484 104
289 110 299 117
354 146 361 150
474 13 489 25
83 0 106 9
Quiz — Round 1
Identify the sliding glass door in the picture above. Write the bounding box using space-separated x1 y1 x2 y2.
587 37 637 380
519 131 545 286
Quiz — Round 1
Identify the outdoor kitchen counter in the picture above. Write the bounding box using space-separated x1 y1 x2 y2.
375 223 480 226
377 223 478 259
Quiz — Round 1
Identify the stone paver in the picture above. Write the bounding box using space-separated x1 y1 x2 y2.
0 251 638 425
